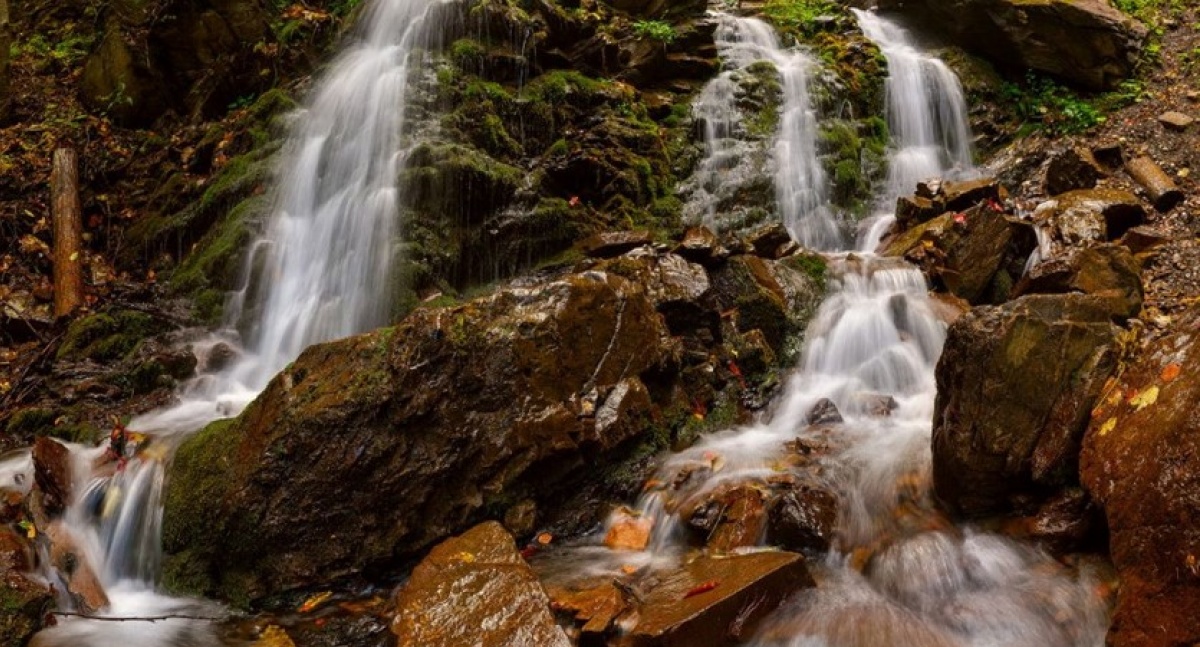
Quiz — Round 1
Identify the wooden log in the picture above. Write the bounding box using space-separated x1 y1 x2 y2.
1125 156 1185 213
51 147 84 317
0 0 10 120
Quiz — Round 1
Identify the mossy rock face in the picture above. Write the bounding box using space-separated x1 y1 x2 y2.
56 308 171 363
161 251 824 605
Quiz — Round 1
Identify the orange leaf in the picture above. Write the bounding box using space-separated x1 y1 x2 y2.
1162 363 1182 382
537 532 554 545
683 580 719 599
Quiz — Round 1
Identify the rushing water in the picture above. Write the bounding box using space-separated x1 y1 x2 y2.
853 9 976 250
686 15 842 250
538 10 1108 647
30 0 443 642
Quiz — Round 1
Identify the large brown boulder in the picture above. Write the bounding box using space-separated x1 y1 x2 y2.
1015 243 1143 321
874 0 1147 90
932 294 1122 516
391 522 570 647
162 252 823 603
1081 307 1200 647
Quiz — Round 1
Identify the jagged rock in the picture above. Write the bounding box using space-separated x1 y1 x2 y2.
620 551 813 647
1081 306 1200 647
805 398 842 425
874 0 1148 90
1118 225 1172 255
933 294 1122 516
1004 487 1100 555
705 485 768 552
1015 243 1143 321
675 226 728 267
0 530 31 573
767 483 838 553
391 522 570 647
1092 142 1125 169
1043 147 1106 196
1158 111 1194 131
895 195 941 231
162 255 824 603
1033 188 1146 247
745 223 796 260
886 205 1034 304
582 230 653 258
547 581 630 637
32 437 71 516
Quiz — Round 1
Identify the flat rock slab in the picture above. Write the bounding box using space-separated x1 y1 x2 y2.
583 230 653 257
392 522 570 647
1158 111 1195 131
623 551 813 647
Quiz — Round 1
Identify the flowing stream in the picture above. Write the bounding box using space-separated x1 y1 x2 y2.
30 0 443 643
21 4 1110 646
540 10 1108 647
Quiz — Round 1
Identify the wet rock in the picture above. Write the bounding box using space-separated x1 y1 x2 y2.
0 529 32 573
1157 110 1194 131
928 292 970 326
204 341 238 373
1081 306 1200 647
547 580 631 637
606 508 654 551
705 486 768 552
675 226 728 267
1004 487 1100 555
583 230 654 258
0 571 53 646
1015 243 1143 321
767 484 838 553
0 490 24 524
886 205 1034 305
1117 225 1172 256
855 393 899 417
875 0 1148 91
1033 188 1146 246
391 522 570 647
940 177 1003 212
1092 141 1125 169
805 398 842 425
32 437 71 516
1043 147 1106 196
164 270 669 601
621 551 813 647
44 521 109 613
745 223 795 260
933 294 1122 516
895 195 941 231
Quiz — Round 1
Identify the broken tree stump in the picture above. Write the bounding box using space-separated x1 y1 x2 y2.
51 147 84 317
1125 156 1185 213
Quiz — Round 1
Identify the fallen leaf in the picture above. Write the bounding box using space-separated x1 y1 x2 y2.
1129 385 1159 411
298 591 333 613
604 509 652 551
683 580 719 599
620 564 639 575
536 532 553 546
253 625 295 647
1162 363 1181 382
1098 417 1117 437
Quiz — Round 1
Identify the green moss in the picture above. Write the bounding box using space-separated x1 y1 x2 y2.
782 252 827 289
546 138 570 157
4 408 56 436
57 309 166 362
451 38 485 67
170 194 265 323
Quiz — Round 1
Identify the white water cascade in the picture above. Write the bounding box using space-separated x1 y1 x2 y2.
686 15 842 250
539 11 1109 647
29 0 444 642
854 8 976 250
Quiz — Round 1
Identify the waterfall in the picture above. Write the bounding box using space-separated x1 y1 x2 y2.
853 8 976 251
32 0 443 641
685 15 842 250
540 12 1108 647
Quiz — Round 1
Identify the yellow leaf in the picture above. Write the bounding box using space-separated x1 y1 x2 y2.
297 591 332 613
1129 385 1159 411
454 551 476 563
253 625 295 647
69 251 79 261
1098 417 1117 437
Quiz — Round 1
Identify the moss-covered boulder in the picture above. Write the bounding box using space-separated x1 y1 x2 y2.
932 294 1123 517
162 248 824 604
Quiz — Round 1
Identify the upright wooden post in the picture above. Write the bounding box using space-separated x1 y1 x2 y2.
0 0 10 120
51 148 84 317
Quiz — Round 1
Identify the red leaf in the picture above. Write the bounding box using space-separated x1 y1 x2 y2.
683 580 719 599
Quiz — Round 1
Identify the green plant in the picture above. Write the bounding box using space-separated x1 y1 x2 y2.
1001 72 1105 135
632 20 676 44
761 0 840 36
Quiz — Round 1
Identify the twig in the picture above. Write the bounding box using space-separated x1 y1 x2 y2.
51 611 224 622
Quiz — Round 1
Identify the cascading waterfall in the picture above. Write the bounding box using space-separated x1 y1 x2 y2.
853 8 976 250
685 15 842 250
31 0 443 642
540 10 1108 647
